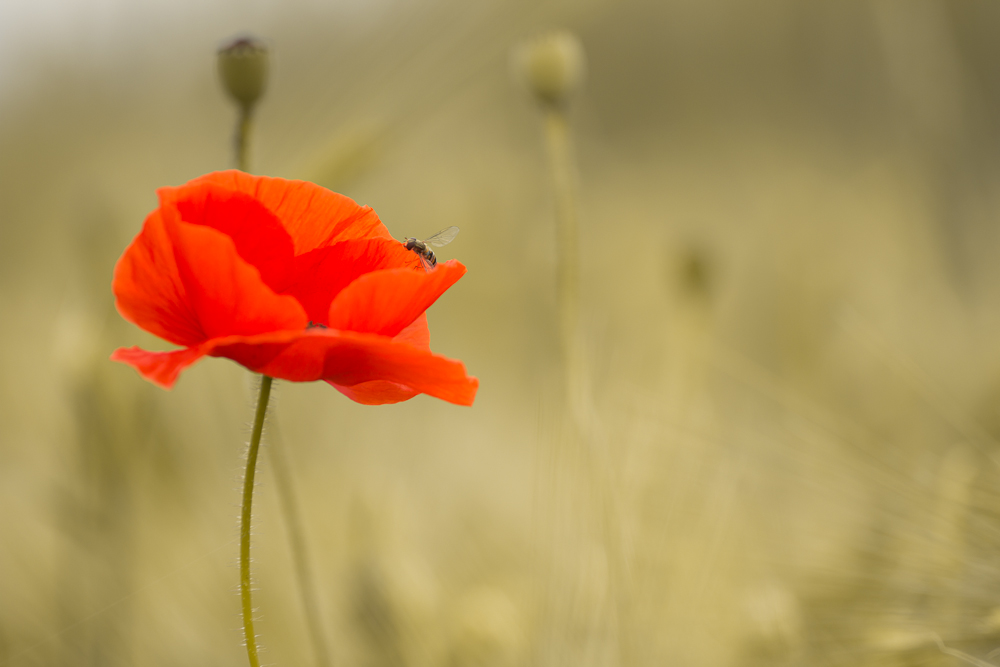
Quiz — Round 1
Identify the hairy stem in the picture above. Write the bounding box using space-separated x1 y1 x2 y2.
241 375 273 667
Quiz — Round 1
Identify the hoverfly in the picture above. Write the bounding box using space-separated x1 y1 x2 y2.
402 226 460 272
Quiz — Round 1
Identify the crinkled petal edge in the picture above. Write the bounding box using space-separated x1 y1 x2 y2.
110 328 478 406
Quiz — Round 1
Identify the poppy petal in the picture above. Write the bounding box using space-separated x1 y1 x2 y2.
327 313 430 404
162 218 309 339
328 260 466 337
159 184 295 293
282 239 422 325
318 332 477 406
333 381 420 405
203 326 477 405
111 345 208 389
113 209 208 347
160 171 395 253
393 312 431 351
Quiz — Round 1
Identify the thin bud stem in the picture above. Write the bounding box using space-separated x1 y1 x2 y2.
236 106 253 172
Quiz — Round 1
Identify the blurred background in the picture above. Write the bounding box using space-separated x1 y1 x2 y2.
5 0 1000 665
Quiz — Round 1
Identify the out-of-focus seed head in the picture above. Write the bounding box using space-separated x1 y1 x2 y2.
514 31 586 108
218 37 269 111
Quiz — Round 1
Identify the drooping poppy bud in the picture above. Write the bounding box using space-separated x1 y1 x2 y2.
218 37 269 111
514 31 586 108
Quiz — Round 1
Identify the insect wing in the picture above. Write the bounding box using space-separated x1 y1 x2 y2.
424 226 460 248
418 254 436 272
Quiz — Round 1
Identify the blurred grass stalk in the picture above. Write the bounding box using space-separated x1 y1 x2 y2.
267 423 333 667
517 31 586 425
518 31 633 666
219 37 331 667
543 108 585 425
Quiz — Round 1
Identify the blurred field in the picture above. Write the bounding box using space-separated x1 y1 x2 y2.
5 0 1000 665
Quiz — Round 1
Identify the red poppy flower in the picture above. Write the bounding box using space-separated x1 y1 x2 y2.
111 170 478 406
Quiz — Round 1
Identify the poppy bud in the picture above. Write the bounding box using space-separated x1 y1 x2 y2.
218 37 269 111
514 31 586 108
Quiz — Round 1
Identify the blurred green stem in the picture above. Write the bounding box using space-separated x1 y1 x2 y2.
543 108 583 419
241 374 272 667
236 106 253 172
268 426 332 667
542 105 634 666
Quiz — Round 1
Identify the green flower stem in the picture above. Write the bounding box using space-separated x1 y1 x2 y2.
241 374 273 667
231 90 331 667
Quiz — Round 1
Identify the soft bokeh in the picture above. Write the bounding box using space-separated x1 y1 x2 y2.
4 0 1000 665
